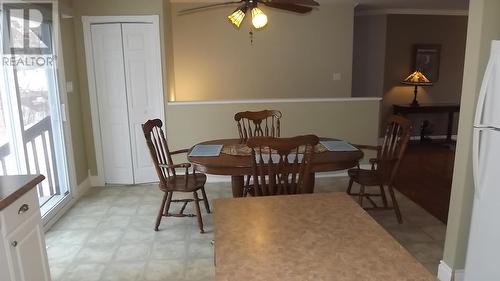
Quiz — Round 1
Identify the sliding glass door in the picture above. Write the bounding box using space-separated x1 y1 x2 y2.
1 1 70 217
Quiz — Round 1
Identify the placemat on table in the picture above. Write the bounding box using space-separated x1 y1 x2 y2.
221 143 328 156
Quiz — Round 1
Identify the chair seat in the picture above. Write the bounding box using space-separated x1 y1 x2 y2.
162 173 207 192
348 168 384 186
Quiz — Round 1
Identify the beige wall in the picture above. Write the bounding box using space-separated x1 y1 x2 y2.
170 2 355 101
63 0 365 176
443 0 500 271
352 15 387 98
382 15 468 136
165 100 381 159
60 16 89 184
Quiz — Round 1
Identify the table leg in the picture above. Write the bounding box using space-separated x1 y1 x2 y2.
231 176 244 198
447 112 454 143
304 173 316 193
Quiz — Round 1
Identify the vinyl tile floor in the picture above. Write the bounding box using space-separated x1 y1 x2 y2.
46 177 445 281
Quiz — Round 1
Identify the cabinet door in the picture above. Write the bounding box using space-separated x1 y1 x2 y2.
91 23 134 184
7 218 51 281
122 23 165 184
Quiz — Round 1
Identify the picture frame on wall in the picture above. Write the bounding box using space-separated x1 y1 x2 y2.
413 44 441 82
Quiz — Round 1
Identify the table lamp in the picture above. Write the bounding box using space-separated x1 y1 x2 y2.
401 70 433 107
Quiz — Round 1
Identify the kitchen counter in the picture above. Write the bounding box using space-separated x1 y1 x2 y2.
214 192 436 281
0 175 45 211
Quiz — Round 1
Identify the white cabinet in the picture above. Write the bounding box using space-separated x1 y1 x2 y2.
0 175 51 281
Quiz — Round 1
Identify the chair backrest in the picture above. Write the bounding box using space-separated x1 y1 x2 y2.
378 115 412 184
142 119 175 185
234 110 282 143
247 135 319 196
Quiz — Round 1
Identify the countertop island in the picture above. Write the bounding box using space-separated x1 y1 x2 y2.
214 192 436 281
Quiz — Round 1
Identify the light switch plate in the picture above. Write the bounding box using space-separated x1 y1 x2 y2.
66 81 73 93
332 73 342 81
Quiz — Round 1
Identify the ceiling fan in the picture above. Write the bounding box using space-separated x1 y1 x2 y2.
179 0 320 29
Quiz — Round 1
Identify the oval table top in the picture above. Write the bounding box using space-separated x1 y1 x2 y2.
188 138 364 176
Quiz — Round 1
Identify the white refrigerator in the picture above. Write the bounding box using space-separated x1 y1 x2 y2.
465 40 500 280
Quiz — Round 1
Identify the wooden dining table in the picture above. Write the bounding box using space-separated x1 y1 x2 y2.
188 138 363 197
214 193 436 281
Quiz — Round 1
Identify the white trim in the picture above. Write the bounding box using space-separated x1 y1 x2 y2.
43 177 91 231
438 261 453 281
409 135 458 141
74 177 92 199
89 175 103 187
41 0 78 224
437 261 464 281
82 15 165 186
356 9 468 17
168 97 382 106
379 135 458 143
82 15 159 24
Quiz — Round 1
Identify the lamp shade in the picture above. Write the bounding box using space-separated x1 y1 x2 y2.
228 6 247 28
251 7 268 29
402 70 433 86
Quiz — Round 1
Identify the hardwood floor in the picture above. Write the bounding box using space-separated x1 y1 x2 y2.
394 142 455 223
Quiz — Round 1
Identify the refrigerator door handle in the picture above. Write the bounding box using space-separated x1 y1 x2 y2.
474 55 495 126
472 128 483 198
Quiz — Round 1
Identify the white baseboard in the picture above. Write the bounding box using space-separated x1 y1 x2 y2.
438 260 464 281
89 175 104 187
75 177 91 199
409 135 458 141
43 176 92 231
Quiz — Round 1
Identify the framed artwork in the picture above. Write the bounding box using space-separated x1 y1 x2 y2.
412 44 441 82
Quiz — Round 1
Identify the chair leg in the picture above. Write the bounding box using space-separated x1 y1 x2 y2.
387 185 403 224
243 175 251 197
380 185 388 208
193 191 204 233
347 178 354 195
163 192 173 216
201 187 211 214
358 185 365 207
155 192 168 231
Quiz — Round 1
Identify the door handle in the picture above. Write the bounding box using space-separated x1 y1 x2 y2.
18 204 29 214
11 241 18 247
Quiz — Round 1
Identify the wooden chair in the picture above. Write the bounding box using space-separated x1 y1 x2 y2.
246 135 319 196
346 115 411 223
142 119 210 233
234 110 282 143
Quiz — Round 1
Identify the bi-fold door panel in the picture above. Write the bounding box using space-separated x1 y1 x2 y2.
91 22 164 185
122 23 164 184
91 23 134 184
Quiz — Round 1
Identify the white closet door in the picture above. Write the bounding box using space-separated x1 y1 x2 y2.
122 23 165 184
91 24 134 184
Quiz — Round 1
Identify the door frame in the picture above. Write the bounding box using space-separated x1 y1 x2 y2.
0 0 77 223
82 15 165 186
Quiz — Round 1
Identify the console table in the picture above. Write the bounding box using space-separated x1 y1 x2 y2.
393 103 460 143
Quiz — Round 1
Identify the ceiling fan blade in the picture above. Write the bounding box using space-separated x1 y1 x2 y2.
261 2 313 13
178 1 243 14
260 0 319 7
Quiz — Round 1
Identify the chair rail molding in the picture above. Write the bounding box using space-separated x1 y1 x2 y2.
167 97 382 106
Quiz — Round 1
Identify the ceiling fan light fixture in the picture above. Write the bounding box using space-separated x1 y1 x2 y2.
228 6 247 28
251 7 268 29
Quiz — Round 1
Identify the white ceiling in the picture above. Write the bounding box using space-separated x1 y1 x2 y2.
353 0 469 11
